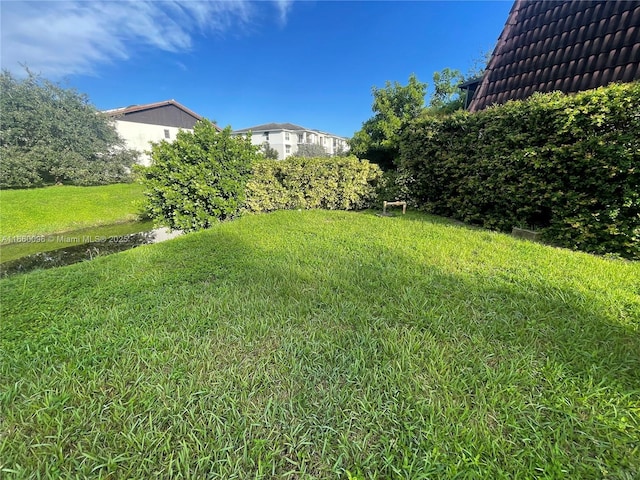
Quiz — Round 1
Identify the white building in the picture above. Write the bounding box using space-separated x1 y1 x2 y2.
104 100 211 166
232 123 349 159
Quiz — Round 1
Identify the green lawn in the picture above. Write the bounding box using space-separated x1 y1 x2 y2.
0 183 144 237
1 210 639 478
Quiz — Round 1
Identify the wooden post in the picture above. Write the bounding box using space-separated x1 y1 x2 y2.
383 201 407 215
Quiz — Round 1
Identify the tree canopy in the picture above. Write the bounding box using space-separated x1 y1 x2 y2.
426 52 491 116
260 142 279 159
428 67 466 113
349 74 427 170
293 143 329 158
0 69 138 188
349 55 489 170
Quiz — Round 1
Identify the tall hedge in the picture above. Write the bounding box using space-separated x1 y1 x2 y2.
244 156 382 213
399 82 640 259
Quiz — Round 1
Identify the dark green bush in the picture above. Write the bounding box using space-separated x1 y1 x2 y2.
245 156 382 213
137 121 258 232
373 168 415 209
399 82 640 259
0 70 137 188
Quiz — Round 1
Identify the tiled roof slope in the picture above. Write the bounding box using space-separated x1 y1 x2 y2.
468 0 640 112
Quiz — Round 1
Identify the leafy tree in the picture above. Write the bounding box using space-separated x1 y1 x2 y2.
260 142 279 159
349 74 426 170
427 52 491 116
429 67 465 113
466 50 492 79
293 143 329 158
334 143 349 157
137 121 259 232
0 69 138 188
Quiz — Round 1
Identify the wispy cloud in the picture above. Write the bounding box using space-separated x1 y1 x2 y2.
0 1 291 78
274 0 294 25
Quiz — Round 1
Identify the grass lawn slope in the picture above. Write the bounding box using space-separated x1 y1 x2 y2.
1 210 639 478
0 183 144 237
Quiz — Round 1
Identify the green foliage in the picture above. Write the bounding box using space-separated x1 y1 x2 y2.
244 156 382 212
136 121 258 232
429 67 465 112
426 52 490 116
0 69 138 188
350 74 426 170
260 141 279 159
334 143 349 157
465 50 492 79
293 142 329 158
373 168 414 209
399 82 640 259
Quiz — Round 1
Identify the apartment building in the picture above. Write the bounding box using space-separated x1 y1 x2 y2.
232 123 349 159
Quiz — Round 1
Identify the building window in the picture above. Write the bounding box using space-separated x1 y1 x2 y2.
333 138 337 147
285 145 291 154
320 137 325 145
164 129 170 139
264 132 269 140
298 134 304 143
285 132 290 141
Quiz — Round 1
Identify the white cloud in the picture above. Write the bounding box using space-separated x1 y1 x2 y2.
0 1 288 77
274 0 294 25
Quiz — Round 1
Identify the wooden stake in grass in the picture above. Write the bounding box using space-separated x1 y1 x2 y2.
383 201 407 215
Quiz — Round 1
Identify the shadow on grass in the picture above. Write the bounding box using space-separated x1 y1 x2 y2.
130 217 639 393
2 211 639 477
4 212 638 391
362 209 497 246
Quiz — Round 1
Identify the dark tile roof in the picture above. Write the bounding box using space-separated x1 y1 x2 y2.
468 0 640 112
233 122 307 133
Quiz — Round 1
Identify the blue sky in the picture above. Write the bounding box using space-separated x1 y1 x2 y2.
1 1 513 137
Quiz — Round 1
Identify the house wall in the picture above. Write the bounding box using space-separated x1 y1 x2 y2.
259 131 288 159
114 120 190 166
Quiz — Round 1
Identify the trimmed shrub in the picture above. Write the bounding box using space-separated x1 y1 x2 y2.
245 156 382 213
399 82 640 259
136 121 258 232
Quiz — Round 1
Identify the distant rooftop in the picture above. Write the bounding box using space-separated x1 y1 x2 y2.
104 99 202 120
233 122 307 133
233 123 346 138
